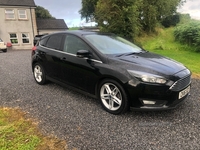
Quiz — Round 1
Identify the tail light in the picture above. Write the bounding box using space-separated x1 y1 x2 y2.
32 46 37 51
7 42 12 47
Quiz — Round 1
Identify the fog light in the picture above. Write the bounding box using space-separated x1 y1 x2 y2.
143 100 156 105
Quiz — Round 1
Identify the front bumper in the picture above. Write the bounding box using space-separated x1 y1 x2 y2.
126 81 191 110
131 93 189 111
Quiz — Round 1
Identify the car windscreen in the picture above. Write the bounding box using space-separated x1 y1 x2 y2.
84 34 142 55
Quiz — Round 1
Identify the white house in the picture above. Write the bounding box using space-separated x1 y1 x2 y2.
0 0 68 50
0 0 37 50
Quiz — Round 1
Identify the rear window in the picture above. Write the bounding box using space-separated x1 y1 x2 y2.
46 34 63 50
39 37 49 47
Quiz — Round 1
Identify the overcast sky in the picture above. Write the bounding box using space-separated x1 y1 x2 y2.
34 0 200 27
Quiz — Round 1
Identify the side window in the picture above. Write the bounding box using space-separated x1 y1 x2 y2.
63 34 91 54
5 9 15 19
46 34 63 50
18 10 27 19
9 33 18 44
40 37 49 46
22 33 30 43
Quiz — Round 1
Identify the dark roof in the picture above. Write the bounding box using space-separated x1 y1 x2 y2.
36 19 69 30
44 30 109 37
79 27 100 31
0 0 36 7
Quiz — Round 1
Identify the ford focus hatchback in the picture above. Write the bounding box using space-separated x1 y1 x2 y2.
31 31 191 114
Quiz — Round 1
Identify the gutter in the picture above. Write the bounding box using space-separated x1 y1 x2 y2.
30 7 35 44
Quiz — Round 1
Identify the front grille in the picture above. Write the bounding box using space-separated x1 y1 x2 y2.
170 75 191 91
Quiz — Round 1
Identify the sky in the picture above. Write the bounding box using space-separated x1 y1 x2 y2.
34 0 200 27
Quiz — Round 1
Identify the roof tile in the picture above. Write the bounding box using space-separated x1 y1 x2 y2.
0 0 36 7
36 19 69 30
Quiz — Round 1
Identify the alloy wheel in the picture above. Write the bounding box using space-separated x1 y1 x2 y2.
100 83 122 111
34 65 43 83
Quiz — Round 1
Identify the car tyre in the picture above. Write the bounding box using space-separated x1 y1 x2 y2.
2 49 7 52
33 63 46 85
99 79 129 115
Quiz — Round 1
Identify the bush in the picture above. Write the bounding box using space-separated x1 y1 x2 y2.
161 14 180 28
174 20 200 52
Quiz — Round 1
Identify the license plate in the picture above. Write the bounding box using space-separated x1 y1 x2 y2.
179 86 190 99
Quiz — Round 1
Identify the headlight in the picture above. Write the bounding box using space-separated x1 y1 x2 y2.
128 70 167 84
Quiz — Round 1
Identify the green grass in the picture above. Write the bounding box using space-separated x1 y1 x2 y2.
0 108 67 150
69 27 79 30
137 27 200 76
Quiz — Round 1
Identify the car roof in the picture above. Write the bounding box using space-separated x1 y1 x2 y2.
45 30 113 37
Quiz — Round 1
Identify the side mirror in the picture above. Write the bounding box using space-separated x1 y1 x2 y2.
77 50 90 58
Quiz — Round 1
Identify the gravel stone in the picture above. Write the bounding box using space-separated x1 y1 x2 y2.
0 50 200 150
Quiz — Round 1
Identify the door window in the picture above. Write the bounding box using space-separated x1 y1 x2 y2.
46 34 63 50
63 35 91 54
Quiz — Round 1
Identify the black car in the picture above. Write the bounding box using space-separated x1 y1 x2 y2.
31 31 191 114
33 34 48 46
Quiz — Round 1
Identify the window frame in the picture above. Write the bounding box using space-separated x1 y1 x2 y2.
21 33 30 44
18 9 27 20
63 34 92 55
5 9 15 20
9 33 18 44
45 34 64 51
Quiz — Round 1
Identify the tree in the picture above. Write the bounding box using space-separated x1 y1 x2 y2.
35 6 55 19
95 0 141 40
138 0 186 32
80 0 186 39
161 14 180 28
79 0 98 22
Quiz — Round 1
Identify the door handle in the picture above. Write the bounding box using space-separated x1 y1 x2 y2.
40 51 46 55
60 57 67 61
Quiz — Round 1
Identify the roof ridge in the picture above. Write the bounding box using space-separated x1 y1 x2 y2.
0 0 36 7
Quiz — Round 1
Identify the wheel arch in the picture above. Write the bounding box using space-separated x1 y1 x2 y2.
95 75 130 100
31 56 44 71
96 76 131 114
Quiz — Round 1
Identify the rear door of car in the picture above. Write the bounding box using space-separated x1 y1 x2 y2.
59 34 101 94
38 33 64 81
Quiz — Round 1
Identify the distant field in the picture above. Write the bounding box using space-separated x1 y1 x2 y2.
137 27 200 77
69 27 79 30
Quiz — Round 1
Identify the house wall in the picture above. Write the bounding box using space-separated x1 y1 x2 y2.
0 6 36 50
30 8 37 36
37 29 68 35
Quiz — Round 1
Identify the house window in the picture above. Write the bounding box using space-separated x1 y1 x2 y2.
22 33 30 43
5 9 15 19
10 33 18 44
18 10 27 19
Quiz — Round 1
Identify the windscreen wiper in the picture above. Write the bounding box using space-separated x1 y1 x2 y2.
116 52 142 57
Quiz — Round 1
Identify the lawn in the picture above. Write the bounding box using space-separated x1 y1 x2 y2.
136 27 200 77
0 108 67 150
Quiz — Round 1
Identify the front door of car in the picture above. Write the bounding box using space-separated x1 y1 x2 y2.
60 34 101 94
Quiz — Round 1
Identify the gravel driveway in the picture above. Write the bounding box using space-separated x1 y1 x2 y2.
0 50 200 150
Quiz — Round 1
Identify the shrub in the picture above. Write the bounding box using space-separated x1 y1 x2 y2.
161 14 180 28
174 20 200 52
